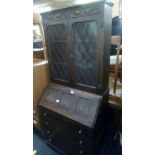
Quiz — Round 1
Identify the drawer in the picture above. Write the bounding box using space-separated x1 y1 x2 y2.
40 107 96 154
40 107 90 133
42 121 92 152
46 129 91 155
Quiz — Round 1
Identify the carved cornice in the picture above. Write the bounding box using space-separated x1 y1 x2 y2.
42 3 102 22
67 8 83 18
83 5 101 16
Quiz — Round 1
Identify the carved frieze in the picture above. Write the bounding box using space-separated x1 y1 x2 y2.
67 8 83 18
83 5 101 16
53 11 66 20
42 3 102 22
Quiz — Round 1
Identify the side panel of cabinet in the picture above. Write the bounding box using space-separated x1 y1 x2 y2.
102 4 112 92
33 58 49 130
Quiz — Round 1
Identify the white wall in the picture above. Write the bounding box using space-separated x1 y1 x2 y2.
112 0 121 17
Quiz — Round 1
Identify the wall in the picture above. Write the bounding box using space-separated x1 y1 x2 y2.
112 0 121 18
33 13 41 24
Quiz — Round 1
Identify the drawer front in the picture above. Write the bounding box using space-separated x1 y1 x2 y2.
40 107 95 155
40 106 92 137
45 125 93 155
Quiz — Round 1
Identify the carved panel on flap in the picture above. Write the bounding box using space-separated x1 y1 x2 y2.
58 92 74 112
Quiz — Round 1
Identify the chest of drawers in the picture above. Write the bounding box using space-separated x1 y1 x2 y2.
39 83 108 155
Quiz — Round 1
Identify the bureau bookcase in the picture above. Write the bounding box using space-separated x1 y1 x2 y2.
39 1 112 155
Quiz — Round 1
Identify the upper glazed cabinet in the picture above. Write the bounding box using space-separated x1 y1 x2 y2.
41 1 112 95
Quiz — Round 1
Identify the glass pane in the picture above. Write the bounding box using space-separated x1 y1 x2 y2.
47 25 69 82
72 21 97 88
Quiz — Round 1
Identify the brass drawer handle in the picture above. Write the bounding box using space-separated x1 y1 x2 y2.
43 113 47 116
79 140 83 144
45 122 48 125
56 99 60 103
70 90 74 94
78 130 82 134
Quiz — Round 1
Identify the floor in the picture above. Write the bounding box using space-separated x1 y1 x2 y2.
33 110 122 155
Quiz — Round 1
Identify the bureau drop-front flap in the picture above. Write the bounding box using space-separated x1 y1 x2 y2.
39 83 102 128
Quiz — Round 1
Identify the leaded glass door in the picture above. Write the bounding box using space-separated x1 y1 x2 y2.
71 21 98 89
45 24 70 83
